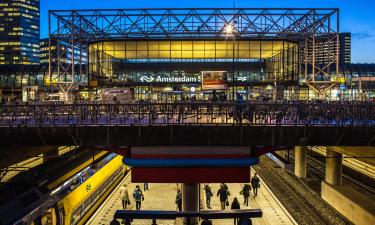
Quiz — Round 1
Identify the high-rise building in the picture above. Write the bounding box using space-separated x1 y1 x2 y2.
40 38 87 64
0 0 40 65
311 32 351 65
339 32 351 64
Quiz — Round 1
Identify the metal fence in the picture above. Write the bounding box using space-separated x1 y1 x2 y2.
0 102 374 127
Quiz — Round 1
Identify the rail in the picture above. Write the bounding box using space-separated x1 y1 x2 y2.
114 209 262 225
0 102 374 127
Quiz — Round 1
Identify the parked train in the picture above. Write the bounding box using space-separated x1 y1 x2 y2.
0 150 127 225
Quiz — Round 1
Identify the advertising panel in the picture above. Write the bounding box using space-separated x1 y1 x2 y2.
201 71 228 90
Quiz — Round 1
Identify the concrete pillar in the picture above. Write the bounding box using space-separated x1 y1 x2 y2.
325 147 342 186
43 147 59 163
182 183 199 225
294 138 307 178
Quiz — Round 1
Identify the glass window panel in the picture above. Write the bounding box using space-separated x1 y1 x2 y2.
193 41 205 51
181 41 192 50
137 50 148 58
148 42 159 51
126 42 137 51
159 41 171 51
126 51 137 58
171 41 182 51
193 51 205 58
22 75 29 86
238 41 250 50
238 51 250 58
113 42 125 50
204 41 215 51
136 42 148 51
215 41 227 50
181 51 192 58
148 51 159 58
159 50 170 58
205 50 215 58
249 41 261 50
171 51 182 58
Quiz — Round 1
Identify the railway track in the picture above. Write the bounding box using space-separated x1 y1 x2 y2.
254 156 350 225
289 149 375 196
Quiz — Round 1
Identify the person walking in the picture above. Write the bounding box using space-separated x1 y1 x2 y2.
251 173 260 198
240 184 251 206
144 183 149 191
175 188 182 211
133 185 144 210
119 184 130 209
231 197 241 225
217 184 230 210
204 184 213 209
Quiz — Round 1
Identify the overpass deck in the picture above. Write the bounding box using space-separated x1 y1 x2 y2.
0 102 374 146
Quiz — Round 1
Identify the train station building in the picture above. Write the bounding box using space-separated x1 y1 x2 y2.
0 8 374 102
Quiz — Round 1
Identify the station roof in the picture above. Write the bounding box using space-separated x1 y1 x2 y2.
49 8 339 43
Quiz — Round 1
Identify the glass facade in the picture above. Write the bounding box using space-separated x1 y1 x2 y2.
88 40 299 84
0 64 88 88
0 0 40 65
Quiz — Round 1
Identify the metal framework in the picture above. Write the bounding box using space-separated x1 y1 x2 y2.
49 8 340 95
0 102 373 127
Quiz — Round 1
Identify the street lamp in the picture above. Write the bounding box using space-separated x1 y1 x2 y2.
224 23 235 36
224 22 237 100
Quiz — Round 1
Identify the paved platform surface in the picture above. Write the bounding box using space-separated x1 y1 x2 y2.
87 170 297 225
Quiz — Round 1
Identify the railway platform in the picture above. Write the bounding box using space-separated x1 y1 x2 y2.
87 170 296 225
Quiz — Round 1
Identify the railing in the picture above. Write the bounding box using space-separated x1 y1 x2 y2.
0 101 374 127
114 209 262 225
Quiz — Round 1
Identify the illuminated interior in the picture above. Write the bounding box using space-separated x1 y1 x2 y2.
88 40 299 83
90 40 296 59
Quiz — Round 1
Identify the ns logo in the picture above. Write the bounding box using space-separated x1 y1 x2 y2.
140 76 154 82
86 184 92 192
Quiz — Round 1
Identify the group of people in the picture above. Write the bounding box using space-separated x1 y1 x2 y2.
114 175 260 225
204 173 260 211
119 184 145 211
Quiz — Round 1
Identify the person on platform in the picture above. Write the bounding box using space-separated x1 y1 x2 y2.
251 173 260 198
204 184 213 209
231 197 241 225
175 188 182 211
110 218 120 225
240 184 251 206
222 183 229 191
119 184 130 209
239 218 253 225
217 184 230 210
133 185 144 210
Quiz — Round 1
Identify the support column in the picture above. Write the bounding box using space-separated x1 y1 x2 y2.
325 147 342 186
294 138 307 179
182 183 199 225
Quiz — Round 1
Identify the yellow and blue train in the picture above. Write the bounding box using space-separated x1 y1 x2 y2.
1 151 127 225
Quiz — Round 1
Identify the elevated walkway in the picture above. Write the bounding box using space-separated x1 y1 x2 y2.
1 102 374 147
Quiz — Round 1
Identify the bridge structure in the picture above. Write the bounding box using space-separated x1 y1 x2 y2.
0 101 374 147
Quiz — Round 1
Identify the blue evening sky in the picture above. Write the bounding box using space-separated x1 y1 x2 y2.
40 0 375 63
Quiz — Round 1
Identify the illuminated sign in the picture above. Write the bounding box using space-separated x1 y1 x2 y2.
201 71 228 90
237 76 247 82
139 75 201 83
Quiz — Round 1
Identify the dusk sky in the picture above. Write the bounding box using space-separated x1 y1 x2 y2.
40 0 375 63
